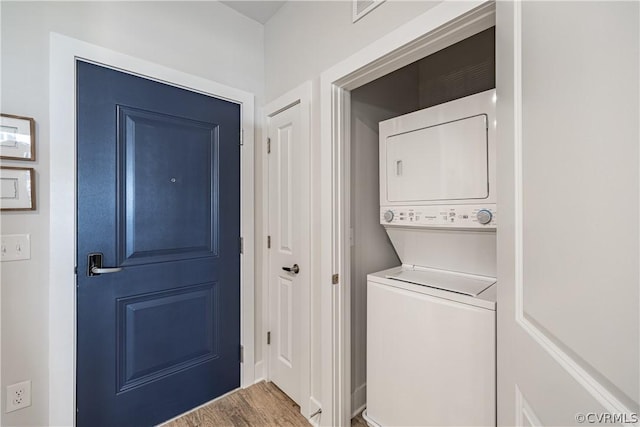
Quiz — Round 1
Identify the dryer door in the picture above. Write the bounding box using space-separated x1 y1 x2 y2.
385 114 489 202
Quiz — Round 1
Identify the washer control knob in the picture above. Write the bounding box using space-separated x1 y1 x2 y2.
383 210 394 223
476 209 493 225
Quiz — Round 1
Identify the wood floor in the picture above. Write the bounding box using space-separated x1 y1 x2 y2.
163 381 368 427
351 412 367 427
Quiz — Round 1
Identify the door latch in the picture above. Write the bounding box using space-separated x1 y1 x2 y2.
282 264 300 274
87 253 123 276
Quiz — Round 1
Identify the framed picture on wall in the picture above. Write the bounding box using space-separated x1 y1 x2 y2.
0 166 36 211
0 113 36 161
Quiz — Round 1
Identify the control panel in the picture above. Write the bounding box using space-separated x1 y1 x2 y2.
380 205 497 229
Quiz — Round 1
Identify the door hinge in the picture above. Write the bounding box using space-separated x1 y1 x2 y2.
267 331 271 345
267 137 271 154
240 129 244 146
240 345 244 363
267 235 271 249
240 237 244 254
332 274 339 285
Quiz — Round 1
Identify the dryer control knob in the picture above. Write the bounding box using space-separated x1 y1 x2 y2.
383 210 394 223
476 209 493 225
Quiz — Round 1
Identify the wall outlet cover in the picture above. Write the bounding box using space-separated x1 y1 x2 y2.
6 380 31 413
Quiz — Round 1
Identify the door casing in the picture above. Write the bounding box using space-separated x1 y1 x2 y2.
318 2 495 425
262 81 314 419
49 33 255 427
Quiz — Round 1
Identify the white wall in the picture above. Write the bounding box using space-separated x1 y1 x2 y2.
0 2 263 425
264 1 440 103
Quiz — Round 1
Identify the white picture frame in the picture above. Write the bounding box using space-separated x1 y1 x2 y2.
1 166 36 211
352 0 385 23
1 113 36 161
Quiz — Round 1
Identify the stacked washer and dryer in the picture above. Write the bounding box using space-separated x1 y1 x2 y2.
363 89 497 427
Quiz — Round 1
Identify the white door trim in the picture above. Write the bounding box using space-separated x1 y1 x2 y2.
49 32 255 427
263 81 313 419
318 2 495 425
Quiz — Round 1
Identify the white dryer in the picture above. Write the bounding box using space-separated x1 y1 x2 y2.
364 90 497 427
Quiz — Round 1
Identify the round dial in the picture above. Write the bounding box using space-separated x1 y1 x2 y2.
476 209 493 225
383 210 394 223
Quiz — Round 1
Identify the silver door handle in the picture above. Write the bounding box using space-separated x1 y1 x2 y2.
90 266 123 275
282 264 300 274
87 252 123 276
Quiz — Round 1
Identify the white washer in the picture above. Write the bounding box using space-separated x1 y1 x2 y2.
364 266 496 427
364 90 498 426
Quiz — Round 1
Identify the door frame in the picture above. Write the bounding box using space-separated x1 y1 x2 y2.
49 33 255 427
262 81 313 418
318 2 495 425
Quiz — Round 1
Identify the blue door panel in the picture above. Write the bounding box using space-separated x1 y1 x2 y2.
117 283 218 392
76 61 240 427
118 106 219 264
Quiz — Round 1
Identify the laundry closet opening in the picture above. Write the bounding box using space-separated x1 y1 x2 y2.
348 26 496 420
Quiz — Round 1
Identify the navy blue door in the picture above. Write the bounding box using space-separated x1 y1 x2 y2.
76 61 240 427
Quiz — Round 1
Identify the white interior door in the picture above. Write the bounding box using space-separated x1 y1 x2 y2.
267 100 310 407
497 2 639 425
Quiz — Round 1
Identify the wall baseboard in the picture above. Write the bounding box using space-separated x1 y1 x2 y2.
254 361 265 383
351 383 367 418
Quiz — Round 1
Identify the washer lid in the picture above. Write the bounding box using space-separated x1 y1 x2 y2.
385 267 496 297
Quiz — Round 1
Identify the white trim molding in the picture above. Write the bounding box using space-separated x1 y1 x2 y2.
351 383 366 418
254 360 265 383
515 386 543 427
319 2 495 425
510 1 634 418
49 32 255 427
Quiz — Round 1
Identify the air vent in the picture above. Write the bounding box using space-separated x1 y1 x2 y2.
353 0 385 22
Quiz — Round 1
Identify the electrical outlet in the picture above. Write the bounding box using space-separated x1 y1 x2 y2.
6 380 31 413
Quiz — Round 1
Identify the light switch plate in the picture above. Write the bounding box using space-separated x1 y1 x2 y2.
1 234 31 262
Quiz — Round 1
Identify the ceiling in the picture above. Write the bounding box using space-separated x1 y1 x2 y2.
220 1 287 24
